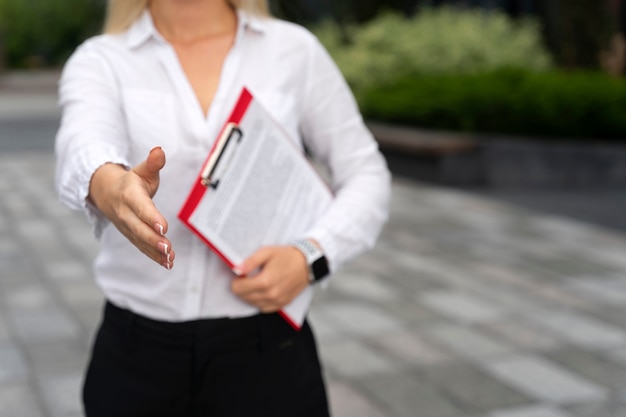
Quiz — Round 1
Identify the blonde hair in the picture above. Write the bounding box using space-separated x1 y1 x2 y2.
103 0 270 34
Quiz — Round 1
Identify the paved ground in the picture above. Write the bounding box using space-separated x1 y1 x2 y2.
3 72 626 417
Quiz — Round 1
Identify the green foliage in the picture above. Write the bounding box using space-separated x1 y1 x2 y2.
0 0 105 68
541 0 615 70
313 8 553 90
359 69 626 140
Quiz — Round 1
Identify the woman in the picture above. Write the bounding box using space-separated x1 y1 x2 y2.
55 0 391 416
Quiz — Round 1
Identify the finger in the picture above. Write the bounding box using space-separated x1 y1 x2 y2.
259 304 282 313
157 242 175 261
133 146 166 184
120 184 169 237
115 205 173 268
241 288 286 313
232 270 294 308
236 247 274 276
233 285 281 312
231 273 270 298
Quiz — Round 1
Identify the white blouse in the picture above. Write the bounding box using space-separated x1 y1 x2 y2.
55 9 391 322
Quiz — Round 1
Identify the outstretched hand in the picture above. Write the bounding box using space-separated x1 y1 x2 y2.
231 246 310 313
88 147 175 270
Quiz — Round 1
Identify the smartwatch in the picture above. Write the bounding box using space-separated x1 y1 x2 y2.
293 239 330 284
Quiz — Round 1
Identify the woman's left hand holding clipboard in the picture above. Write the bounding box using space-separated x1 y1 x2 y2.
231 246 310 313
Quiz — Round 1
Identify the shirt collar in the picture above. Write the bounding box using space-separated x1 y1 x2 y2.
125 8 266 49
125 9 157 48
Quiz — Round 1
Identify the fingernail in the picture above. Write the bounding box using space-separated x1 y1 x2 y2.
150 146 162 153
233 266 243 276
158 242 170 255
167 252 171 263
156 223 165 236
163 261 172 270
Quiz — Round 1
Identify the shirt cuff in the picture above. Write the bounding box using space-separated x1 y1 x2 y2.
78 157 130 240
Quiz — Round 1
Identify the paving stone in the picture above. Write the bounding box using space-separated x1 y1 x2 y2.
0 312 12 343
471 284 547 314
4 282 54 312
423 361 531 413
66 234 100 260
308 309 346 342
3 194 38 218
0 235 18 252
56 281 104 311
470 263 543 289
0 342 29 384
318 301 404 337
544 348 626 390
424 324 512 359
391 254 478 292
0 383 45 417
0 262 37 287
9 309 81 344
326 379 388 417
566 401 626 417
318 340 398 377
481 354 608 404
419 291 506 324
45 260 91 283
15 218 57 245
587 305 626 333
522 254 617 279
38 373 84 417
586 247 626 272
524 310 626 350
27 240 73 264
380 300 449 326
359 372 462 417
329 271 399 303
566 277 626 306
479 321 562 352
25 340 89 377
522 283 592 310
382 227 434 254
43 199 74 218
369 329 453 366
527 217 601 246
382 266 449 294
608 346 626 363
490 404 576 417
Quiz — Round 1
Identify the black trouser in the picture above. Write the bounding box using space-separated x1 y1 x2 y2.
83 301 330 417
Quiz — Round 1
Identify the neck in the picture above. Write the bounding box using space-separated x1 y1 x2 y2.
150 0 237 43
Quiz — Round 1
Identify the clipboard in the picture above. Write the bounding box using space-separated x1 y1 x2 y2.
178 87 333 330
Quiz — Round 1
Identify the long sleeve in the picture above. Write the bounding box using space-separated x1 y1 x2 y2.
55 40 131 238
299 36 392 272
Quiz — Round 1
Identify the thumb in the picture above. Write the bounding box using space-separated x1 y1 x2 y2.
235 247 273 276
133 146 166 184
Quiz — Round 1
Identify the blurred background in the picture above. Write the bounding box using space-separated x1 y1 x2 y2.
1 0 625 229
2 1 626 417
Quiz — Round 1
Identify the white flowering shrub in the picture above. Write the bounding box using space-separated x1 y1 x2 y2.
313 8 553 90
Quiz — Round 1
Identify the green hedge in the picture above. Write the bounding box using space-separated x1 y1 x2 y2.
358 69 626 140
0 0 105 68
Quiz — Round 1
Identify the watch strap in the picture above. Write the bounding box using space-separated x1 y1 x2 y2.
293 239 329 284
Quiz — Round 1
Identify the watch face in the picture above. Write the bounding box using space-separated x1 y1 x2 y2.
311 256 329 281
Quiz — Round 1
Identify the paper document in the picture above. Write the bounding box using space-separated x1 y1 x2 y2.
179 88 333 329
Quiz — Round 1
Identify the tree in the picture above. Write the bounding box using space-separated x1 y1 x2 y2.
539 0 614 70
0 0 105 68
